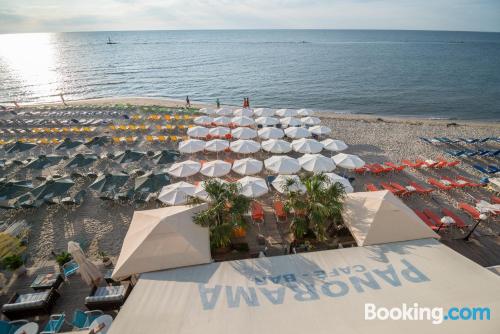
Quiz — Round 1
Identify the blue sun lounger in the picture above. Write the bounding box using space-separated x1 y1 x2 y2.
474 164 497 174
40 314 65 334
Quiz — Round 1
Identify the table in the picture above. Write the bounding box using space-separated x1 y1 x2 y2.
88 314 113 334
30 273 63 291
14 322 39 334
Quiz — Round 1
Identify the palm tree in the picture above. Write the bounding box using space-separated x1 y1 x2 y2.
284 173 346 241
190 179 251 249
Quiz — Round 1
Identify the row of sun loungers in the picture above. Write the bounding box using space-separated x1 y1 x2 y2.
365 181 433 196
427 176 483 190
354 159 460 175
413 208 467 231
446 149 500 158
420 137 499 144
473 164 499 174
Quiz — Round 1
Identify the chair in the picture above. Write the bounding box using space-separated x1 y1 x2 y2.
365 183 378 192
380 182 403 196
402 159 424 168
458 202 481 220
85 283 131 310
427 178 453 191
40 313 65 334
390 182 411 196
473 164 495 175
384 162 405 172
456 176 482 187
62 260 79 278
422 209 446 230
273 200 287 222
408 181 433 195
251 201 264 224
354 166 367 174
72 309 104 330
441 176 466 188
441 208 467 229
2 288 60 320
412 209 438 230
0 319 28 334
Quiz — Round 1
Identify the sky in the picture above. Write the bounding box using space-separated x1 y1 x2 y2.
1 0 500 34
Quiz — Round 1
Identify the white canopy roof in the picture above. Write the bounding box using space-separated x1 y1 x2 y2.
237 176 269 198
321 139 348 151
232 127 257 140
261 139 292 154
230 140 261 154
291 138 323 153
231 116 255 127
301 116 321 125
187 126 209 138
257 127 284 139
215 107 233 116
200 160 231 177
233 108 253 117
199 107 216 115
284 126 311 139
333 153 365 169
253 108 274 117
271 174 306 193
109 238 500 334
275 108 298 117
158 181 196 205
255 116 279 126
178 139 205 153
264 156 300 174
205 139 229 152
298 153 336 173
232 158 263 175
342 191 440 246
324 172 354 193
193 116 213 126
309 125 332 135
111 204 210 281
213 116 231 126
208 127 230 137
167 160 201 177
280 117 301 127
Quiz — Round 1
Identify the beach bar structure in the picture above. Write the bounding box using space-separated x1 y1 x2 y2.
108 238 499 333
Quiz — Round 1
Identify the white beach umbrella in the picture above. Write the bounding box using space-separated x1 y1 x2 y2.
324 173 354 193
178 139 205 154
321 139 348 152
208 126 230 138
158 181 196 205
232 158 263 175
215 107 233 116
167 160 201 177
261 139 292 154
199 108 216 115
205 139 229 152
231 127 257 139
230 139 261 154
187 126 209 138
297 108 312 116
301 116 321 126
233 108 253 117
284 127 311 139
280 117 302 127
237 176 269 198
194 178 228 201
68 241 103 287
298 154 336 173
309 125 332 136
291 138 324 154
332 153 365 169
264 156 301 174
272 174 306 194
200 160 231 177
275 109 298 117
193 116 213 126
254 108 275 117
231 116 255 127
255 117 279 126
258 127 284 139
213 116 231 126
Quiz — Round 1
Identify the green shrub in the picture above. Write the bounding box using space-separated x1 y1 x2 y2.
3 254 24 271
55 251 72 266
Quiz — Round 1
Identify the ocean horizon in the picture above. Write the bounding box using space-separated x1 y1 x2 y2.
1 29 499 120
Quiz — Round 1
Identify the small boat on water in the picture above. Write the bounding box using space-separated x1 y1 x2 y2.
106 37 117 45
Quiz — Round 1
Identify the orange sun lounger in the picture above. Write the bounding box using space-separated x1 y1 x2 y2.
413 209 439 230
428 178 453 191
441 208 467 229
251 201 264 223
273 200 287 221
458 202 481 220
365 183 379 192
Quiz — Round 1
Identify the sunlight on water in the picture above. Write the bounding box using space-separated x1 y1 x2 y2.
0 33 62 101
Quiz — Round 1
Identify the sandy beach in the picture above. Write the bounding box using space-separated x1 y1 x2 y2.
1 97 498 268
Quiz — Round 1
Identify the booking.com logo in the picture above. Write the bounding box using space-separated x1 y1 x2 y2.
365 303 491 325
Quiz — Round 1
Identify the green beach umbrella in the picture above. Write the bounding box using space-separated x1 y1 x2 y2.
6 141 37 154
56 138 84 150
134 170 171 193
153 150 181 165
85 136 110 148
24 155 66 170
65 154 98 168
30 178 75 201
89 172 129 193
0 180 34 200
114 150 146 164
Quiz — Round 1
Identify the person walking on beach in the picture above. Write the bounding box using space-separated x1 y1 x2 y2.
216 98 220 108
60 93 67 106
186 96 191 108
246 97 250 108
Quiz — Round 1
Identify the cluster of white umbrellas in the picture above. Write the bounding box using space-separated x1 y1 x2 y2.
200 107 312 118
166 153 365 179
179 138 351 155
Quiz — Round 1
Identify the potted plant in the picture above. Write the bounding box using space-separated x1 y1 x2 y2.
55 251 73 269
3 254 26 276
190 179 251 255
98 251 113 267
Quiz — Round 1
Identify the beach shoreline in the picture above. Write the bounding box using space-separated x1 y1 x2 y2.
13 96 500 128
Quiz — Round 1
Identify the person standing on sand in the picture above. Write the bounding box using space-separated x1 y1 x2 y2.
216 98 220 108
60 93 67 106
12 101 20 109
186 96 191 108
246 97 250 108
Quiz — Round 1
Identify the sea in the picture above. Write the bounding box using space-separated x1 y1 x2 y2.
1 30 499 121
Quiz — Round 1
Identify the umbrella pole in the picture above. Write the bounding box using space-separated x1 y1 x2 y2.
463 219 484 241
